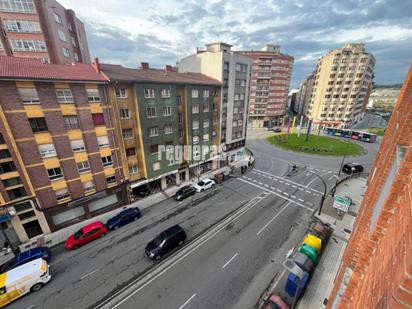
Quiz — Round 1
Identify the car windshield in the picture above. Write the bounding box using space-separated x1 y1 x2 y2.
198 181 205 186
0 259 15 273
73 230 83 240
154 236 165 247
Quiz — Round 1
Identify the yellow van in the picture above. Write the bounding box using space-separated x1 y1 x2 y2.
0 258 51 308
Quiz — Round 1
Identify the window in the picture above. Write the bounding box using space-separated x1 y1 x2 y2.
119 108 130 119
129 165 138 174
192 104 199 113
125 148 136 157
203 134 209 141
163 106 172 116
56 89 73 103
150 144 159 154
68 23 72 31
203 90 209 98
178 113 182 124
2 177 21 188
7 187 26 200
4 19 40 33
148 127 158 137
64 115 79 130
193 120 199 129
191 89 199 98
203 103 209 112
144 89 155 98
116 88 127 99
53 12 62 24
106 175 116 184
87 89 100 102
97 135 109 148
38 144 56 158
161 89 170 98
0 0 36 13
203 120 209 128
19 88 39 104
193 136 199 144
58 29 66 42
92 113 105 126
77 161 90 173
236 63 248 72
164 125 173 134
29 118 48 132
0 161 16 173
152 162 161 171
0 133 4 144
146 107 157 118
0 149 10 159
83 181 95 193
54 188 69 201
47 167 63 180
102 156 113 167
70 36 76 47
10 39 46 52
122 129 133 139
70 139 85 152
62 47 70 58
74 52 79 62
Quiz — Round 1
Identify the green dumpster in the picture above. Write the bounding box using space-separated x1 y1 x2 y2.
299 243 319 264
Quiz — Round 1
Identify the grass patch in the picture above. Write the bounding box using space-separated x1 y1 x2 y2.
266 133 364 156
367 127 385 136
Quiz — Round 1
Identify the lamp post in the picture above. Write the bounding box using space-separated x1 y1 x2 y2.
332 141 350 197
307 170 327 216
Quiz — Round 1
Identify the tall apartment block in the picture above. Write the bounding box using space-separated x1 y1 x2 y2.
178 43 251 163
327 65 412 309
100 62 221 199
306 43 375 128
239 45 294 128
295 73 314 118
0 0 90 64
0 56 125 243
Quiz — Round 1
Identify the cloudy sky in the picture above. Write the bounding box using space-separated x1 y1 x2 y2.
60 0 412 88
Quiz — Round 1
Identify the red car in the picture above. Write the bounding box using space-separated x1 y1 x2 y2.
65 221 107 250
263 294 290 309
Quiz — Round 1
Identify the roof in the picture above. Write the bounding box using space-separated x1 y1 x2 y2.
2 258 45 285
100 63 221 86
0 56 107 82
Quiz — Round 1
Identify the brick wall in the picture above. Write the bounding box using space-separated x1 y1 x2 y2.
327 65 412 308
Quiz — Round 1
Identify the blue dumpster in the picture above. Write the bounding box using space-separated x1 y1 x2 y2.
285 271 310 298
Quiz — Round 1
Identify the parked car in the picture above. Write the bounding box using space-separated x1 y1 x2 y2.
65 221 107 250
106 207 142 230
0 246 51 273
342 163 364 174
145 225 186 260
263 294 290 309
193 177 215 192
272 127 282 133
175 185 197 201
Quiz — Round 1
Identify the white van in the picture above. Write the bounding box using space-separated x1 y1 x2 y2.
0 258 51 307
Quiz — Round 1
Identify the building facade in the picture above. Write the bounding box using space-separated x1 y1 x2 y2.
367 87 401 110
178 43 251 162
239 45 294 128
0 0 90 64
0 56 126 243
295 73 314 119
327 65 412 308
100 62 221 201
306 43 375 128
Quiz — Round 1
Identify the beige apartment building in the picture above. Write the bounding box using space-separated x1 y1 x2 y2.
306 43 375 128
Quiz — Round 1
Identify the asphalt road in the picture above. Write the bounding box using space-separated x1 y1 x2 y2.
9 129 379 309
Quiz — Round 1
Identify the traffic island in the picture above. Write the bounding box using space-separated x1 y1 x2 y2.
266 134 364 156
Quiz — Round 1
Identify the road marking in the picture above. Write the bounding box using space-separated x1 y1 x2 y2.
80 266 104 281
25 306 34 309
258 182 263 185
257 202 291 235
222 253 239 269
329 175 338 180
291 185 297 188
179 294 196 309
298 198 304 202
278 180 284 183
238 178 312 210
305 190 311 193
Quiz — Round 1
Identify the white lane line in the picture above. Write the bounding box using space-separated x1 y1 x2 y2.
258 182 263 185
238 178 312 210
25 306 34 309
179 294 196 309
278 180 284 183
291 185 297 188
222 253 239 269
257 202 291 235
298 198 304 202
329 175 338 180
305 190 311 193
80 265 104 281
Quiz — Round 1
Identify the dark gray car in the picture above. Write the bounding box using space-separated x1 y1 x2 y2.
145 225 187 260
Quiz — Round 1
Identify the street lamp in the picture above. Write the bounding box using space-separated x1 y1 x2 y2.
307 170 327 216
332 141 350 197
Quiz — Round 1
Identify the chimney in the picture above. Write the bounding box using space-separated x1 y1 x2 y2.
92 58 101 74
141 62 149 69
165 65 173 72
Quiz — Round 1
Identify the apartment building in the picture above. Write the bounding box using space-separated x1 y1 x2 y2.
100 62 221 200
178 43 251 163
327 65 412 309
0 56 126 242
239 45 294 128
0 0 90 64
306 43 375 128
295 74 314 119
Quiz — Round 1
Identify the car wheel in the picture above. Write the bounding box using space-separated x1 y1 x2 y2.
155 254 161 261
30 283 44 292
178 240 184 246
201 188 204 192
100 233 106 238
134 216 139 221
73 245 79 250
114 225 119 230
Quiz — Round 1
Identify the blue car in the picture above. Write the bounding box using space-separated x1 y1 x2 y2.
0 246 51 273
106 207 142 230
